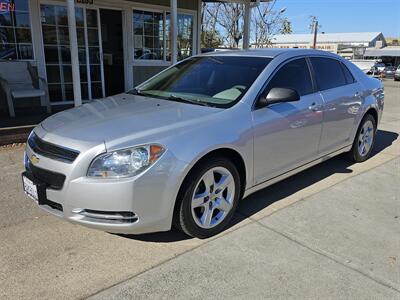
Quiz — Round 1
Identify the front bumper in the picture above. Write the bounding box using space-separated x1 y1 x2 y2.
23 143 190 235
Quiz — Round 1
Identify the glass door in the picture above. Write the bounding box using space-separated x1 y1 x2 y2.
40 4 105 103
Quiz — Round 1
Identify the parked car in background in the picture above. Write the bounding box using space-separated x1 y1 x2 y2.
22 49 384 238
382 66 396 78
395 65 400 81
375 63 387 72
351 59 378 74
369 62 387 77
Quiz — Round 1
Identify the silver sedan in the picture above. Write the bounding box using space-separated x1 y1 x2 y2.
22 49 384 238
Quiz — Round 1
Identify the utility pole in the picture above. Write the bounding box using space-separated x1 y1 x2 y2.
312 20 318 49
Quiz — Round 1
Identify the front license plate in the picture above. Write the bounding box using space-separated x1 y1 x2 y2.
23 175 39 201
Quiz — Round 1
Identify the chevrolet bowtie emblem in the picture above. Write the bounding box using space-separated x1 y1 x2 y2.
30 154 40 165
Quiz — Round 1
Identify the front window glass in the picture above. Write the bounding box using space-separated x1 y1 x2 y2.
265 58 313 96
0 0 33 60
131 56 271 108
133 10 164 60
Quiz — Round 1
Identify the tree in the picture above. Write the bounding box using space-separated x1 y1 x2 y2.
201 2 224 48
201 1 292 49
201 30 223 48
309 16 322 34
204 2 245 48
281 19 293 35
251 0 292 48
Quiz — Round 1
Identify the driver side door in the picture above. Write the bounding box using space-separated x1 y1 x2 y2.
252 57 324 184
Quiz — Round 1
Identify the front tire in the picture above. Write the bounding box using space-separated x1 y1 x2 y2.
349 114 377 162
174 157 241 239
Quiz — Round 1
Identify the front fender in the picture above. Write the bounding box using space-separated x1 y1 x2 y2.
167 107 254 190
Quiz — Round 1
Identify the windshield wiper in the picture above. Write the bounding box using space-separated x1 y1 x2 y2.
129 88 148 96
167 95 211 107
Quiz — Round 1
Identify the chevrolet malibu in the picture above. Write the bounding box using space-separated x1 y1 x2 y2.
22 49 384 238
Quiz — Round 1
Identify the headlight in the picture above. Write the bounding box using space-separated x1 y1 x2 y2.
87 144 165 178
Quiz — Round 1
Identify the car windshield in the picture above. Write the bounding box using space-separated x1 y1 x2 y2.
129 56 272 108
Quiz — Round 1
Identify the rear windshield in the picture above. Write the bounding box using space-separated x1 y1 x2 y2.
131 56 272 108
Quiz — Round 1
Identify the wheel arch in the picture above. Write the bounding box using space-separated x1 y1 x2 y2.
352 106 379 141
364 107 378 127
172 147 247 225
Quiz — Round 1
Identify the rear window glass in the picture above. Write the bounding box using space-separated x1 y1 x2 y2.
310 57 347 91
341 63 355 84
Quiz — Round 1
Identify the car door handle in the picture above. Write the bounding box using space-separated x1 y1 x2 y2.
354 92 361 98
308 102 320 112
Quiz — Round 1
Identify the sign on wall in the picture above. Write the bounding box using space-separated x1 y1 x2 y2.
0 0 15 12
76 0 94 4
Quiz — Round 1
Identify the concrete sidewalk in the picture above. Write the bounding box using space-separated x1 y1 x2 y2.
1 81 398 299
90 158 400 300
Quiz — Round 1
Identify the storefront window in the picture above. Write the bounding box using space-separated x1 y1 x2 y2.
166 13 193 61
133 9 194 62
41 4 103 102
133 10 165 60
0 0 33 60
177 14 194 60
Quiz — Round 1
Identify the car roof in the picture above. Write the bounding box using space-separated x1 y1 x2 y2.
201 48 340 59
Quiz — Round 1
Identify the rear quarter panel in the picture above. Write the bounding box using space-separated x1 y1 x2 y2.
343 60 384 139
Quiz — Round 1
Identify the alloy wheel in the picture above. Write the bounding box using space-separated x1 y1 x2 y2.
358 120 374 157
191 167 235 229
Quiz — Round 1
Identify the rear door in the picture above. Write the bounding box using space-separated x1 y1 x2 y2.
310 57 362 155
252 58 324 184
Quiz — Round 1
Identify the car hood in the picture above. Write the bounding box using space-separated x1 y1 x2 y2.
41 93 221 148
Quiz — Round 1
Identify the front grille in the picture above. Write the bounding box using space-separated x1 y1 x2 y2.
28 132 80 163
26 161 66 190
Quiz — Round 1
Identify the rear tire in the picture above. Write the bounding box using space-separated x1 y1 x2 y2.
174 156 241 239
348 114 377 163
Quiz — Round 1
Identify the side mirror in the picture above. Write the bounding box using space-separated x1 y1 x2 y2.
258 87 300 108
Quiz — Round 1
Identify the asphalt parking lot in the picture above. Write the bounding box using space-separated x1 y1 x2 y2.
0 80 399 299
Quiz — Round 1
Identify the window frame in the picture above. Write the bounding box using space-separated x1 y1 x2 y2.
308 56 352 92
0 0 35 61
133 8 166 63
253 56 317 110
131 5 196 66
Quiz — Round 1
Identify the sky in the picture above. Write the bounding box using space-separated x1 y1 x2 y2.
277 0 400 37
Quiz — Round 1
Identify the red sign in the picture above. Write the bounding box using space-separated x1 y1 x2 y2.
0 1 15 12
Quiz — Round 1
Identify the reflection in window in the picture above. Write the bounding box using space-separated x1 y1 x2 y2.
133 10 164 60
133 10 194 62
166 13 193 61
0 0 33 60
41 5 103 102
177 14 194 60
